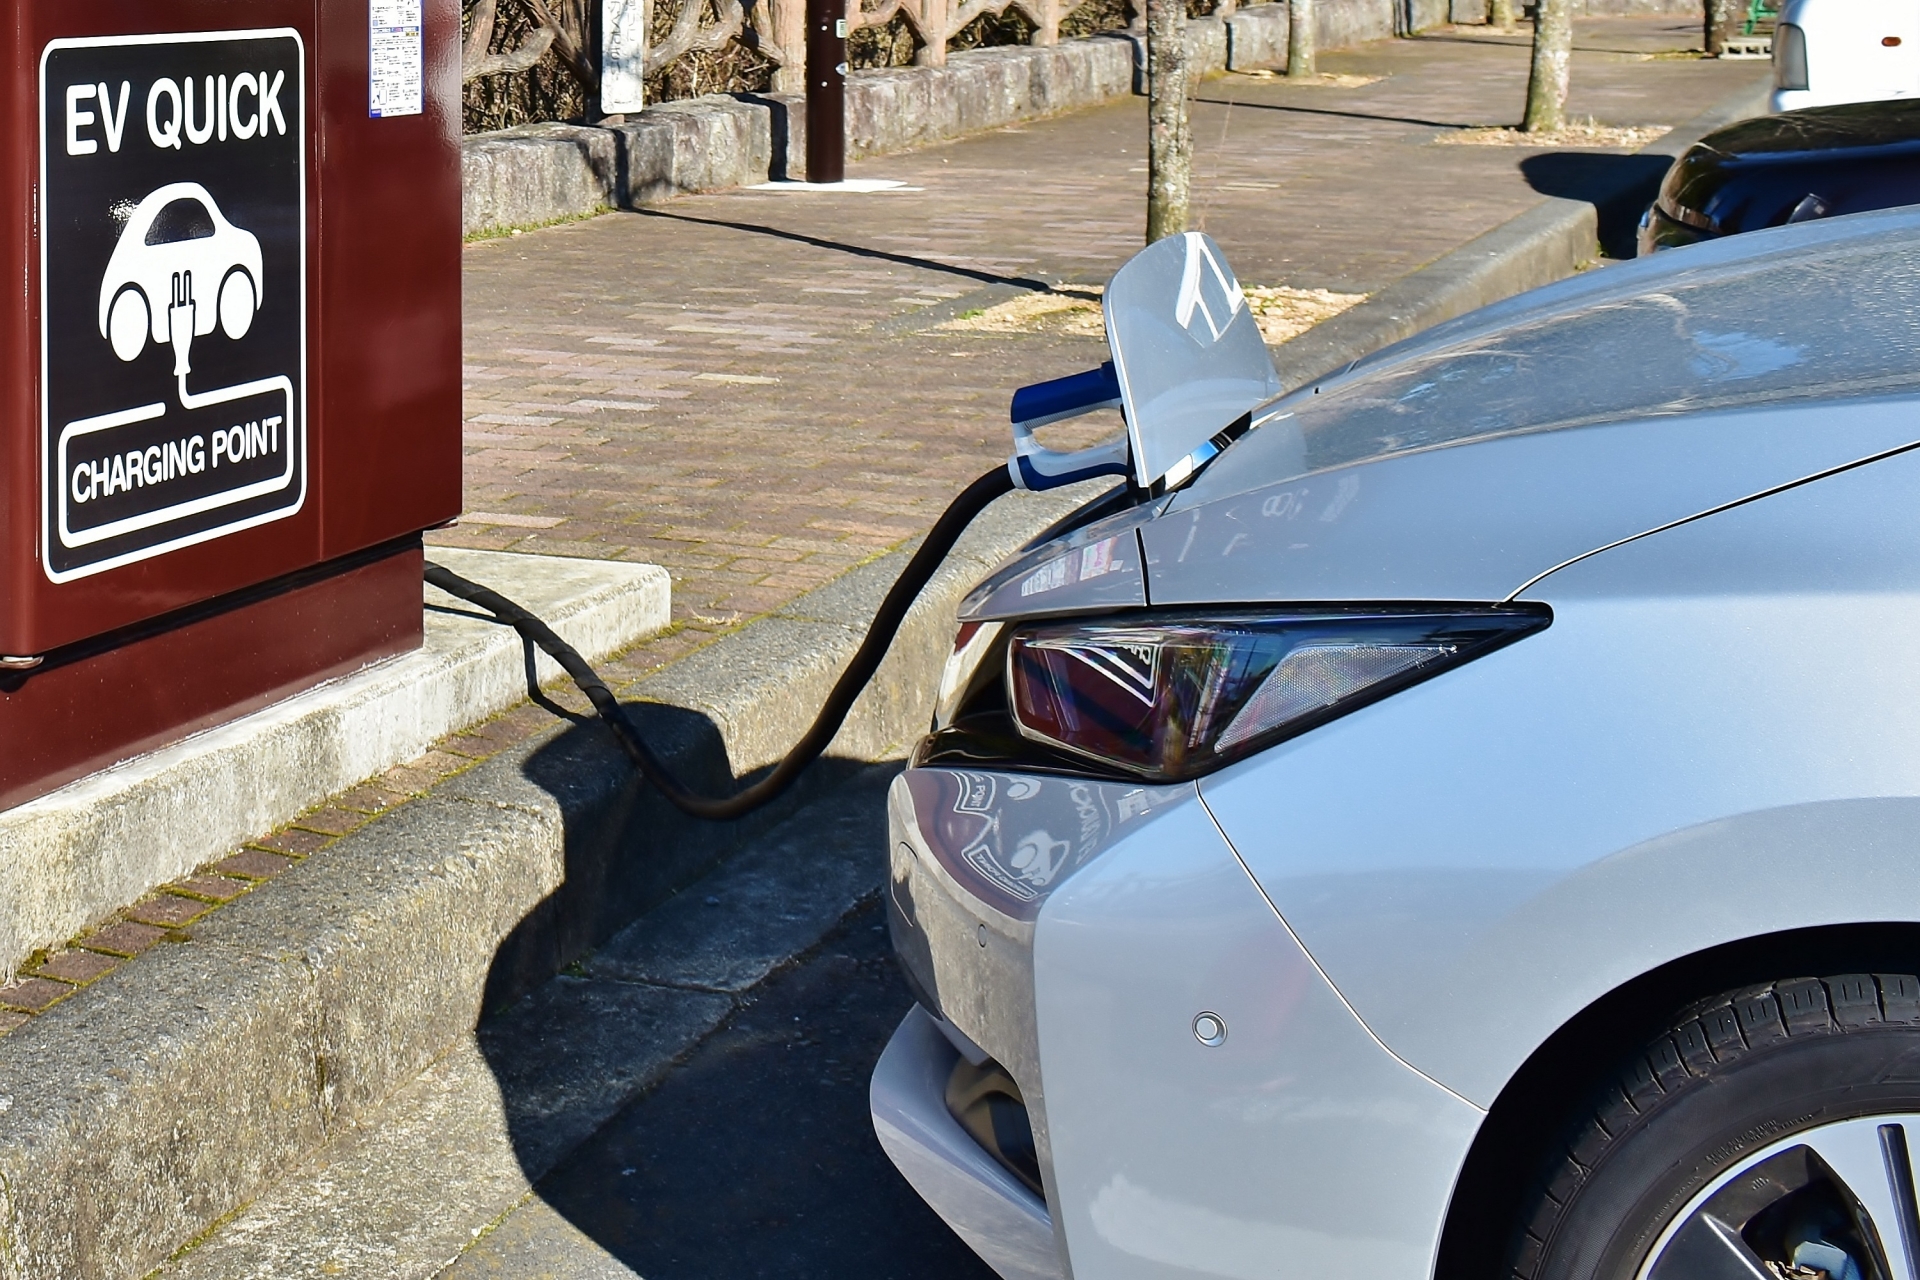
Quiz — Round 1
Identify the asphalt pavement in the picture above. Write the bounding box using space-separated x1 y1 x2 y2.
445 903 994 1280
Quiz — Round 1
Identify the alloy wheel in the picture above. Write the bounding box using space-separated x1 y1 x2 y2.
1640 1115 1920 1280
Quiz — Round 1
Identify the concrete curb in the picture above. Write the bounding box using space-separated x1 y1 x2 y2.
0 77 1766 1277
0 548 668 982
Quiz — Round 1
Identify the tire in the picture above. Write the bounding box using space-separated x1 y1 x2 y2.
1512 973 1920 1280
218 268 255 341
107 287 148 362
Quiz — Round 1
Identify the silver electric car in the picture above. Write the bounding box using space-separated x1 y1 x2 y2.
871 209 1920 1280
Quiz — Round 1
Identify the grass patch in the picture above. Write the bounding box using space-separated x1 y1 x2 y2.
939 282 1367 345
1437 118 1669 148
464 206 612 243
1227 69 1385 87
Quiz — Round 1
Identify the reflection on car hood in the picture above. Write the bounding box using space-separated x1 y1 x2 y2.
1140 209 1920 604
1658 99 1920 235
1695 96 1920 157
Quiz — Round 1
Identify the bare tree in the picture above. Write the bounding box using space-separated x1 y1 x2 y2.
1703 0 1738 55
1522 0 1570 132
1144 0 1191 241
463 0 559 79
523 0 601 88
1287 0 1316 76
464 0 756 97
647 0 753 74
1487 0 1513 31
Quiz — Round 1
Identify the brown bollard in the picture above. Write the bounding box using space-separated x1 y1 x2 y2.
806 0 847 183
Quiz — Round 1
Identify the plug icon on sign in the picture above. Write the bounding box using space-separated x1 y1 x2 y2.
98 182 262 367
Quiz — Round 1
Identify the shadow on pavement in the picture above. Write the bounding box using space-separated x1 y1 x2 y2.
474 699 883 1011
456 676 996 1277
635 207 1055 293
1520 149 1672 258
531 901 996 1280
1413 27 1704 55
1409 30 1532 46
1192 96 1489 130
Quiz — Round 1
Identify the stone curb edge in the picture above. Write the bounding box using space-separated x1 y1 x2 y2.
0 80 1763 1278
0 549 670 982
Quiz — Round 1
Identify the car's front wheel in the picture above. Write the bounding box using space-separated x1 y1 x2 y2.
1513 974 1920 1280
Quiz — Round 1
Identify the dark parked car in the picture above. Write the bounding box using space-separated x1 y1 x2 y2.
1639 97 1920 253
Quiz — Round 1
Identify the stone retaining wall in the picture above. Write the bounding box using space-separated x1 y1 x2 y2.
460 0 1701 236
466 3 1307 236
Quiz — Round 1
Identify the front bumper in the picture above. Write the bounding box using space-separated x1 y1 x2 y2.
876 764 1488 1280
1767 87 1912 112
872 1006 1063 1280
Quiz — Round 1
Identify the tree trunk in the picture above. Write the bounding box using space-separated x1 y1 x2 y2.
1703 0 1738 55
1487 0 1514 31
1145 0 1191 242
771 0 807 91
1521 0 1571 132
1287 0 1316 75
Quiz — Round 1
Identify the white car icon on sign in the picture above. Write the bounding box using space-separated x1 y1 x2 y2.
97 182 263 363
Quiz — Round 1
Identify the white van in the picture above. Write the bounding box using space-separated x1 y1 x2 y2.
1772 0 1920 110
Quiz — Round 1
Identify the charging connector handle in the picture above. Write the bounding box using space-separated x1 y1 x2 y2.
424 464 1016 821
1008 362 1131 492
1010 362 1121 430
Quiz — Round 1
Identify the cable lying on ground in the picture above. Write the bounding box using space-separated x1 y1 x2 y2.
424 465 1017 821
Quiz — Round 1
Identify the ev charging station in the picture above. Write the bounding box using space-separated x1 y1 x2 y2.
0 1 462 807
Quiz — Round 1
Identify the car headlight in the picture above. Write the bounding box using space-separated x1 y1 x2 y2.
1774 22 1809 91
935 620 1005 728
999 607 1549 781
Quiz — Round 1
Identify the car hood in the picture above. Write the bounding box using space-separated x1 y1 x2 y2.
966 210 1920 618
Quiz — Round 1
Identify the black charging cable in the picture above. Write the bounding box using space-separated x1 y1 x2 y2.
424 465 1017 821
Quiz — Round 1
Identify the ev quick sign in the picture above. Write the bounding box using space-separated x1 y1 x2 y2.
39 30 305 582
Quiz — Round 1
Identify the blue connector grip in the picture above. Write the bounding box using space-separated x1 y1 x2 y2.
1010 362 1122 431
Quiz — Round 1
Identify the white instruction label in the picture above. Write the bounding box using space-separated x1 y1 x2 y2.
369 0 422 118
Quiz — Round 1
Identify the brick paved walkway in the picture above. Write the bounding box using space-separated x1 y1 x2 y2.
440 17 1764 684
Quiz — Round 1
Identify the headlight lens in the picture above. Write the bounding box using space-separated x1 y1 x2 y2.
935 620 1005 728
1774 23 1809 91
1005 608 1549 780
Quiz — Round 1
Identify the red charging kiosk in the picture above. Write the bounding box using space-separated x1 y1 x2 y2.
0 1 462 808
